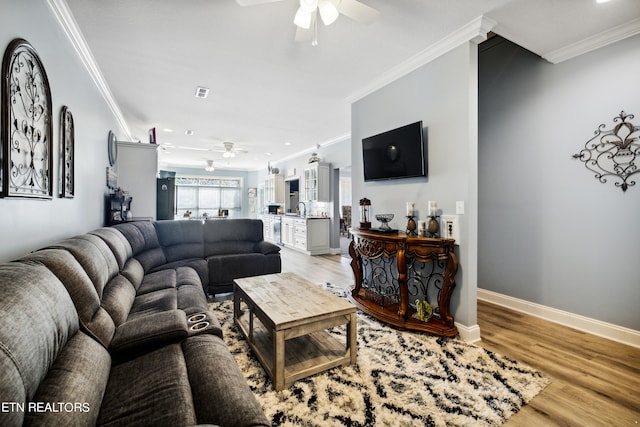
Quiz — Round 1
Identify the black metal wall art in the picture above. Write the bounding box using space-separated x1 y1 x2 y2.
1 38 53 198
59 106 74 198
573 111 640 192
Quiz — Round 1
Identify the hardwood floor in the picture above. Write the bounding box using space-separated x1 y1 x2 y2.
278 248 640 426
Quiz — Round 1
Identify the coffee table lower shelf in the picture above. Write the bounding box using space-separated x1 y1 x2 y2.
235 310 354 391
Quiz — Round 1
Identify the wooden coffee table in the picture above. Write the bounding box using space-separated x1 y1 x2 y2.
233 272 357 391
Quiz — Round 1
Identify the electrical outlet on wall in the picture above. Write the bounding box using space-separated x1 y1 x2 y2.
440 215 460 245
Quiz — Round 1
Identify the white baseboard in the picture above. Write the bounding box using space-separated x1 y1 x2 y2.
456 322 482 343
478 288 640 349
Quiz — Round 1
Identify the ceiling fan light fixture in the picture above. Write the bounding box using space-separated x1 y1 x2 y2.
222 151 235 158
318 1 338 25
299 0 318 13
205 160 215 172
294 7 312 29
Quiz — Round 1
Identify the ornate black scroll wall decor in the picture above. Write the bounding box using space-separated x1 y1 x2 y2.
59 106 74 198
1 38 53 199
572 111 640 192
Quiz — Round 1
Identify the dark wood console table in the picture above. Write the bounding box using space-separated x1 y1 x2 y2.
348 228 458 337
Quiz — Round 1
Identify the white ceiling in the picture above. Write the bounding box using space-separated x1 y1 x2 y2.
61 0 640 171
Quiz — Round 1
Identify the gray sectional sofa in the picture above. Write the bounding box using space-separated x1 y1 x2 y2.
0 219 280 426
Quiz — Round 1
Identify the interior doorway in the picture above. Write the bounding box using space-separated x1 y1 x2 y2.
338 167 352 257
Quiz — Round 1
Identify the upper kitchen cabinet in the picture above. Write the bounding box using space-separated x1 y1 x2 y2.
303 162 330 202
264 173 284 203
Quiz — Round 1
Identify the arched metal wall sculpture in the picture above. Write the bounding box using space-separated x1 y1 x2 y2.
1 38 53 199
573 111 640 192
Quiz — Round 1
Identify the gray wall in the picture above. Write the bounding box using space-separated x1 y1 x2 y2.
351 43 479 328
478 35 640 331
0 0 126 262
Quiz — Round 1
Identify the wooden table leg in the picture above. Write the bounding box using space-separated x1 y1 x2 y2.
347 312 357 364
274 330 285 391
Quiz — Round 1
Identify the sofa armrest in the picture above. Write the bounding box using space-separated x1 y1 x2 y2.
255 240 280 255
110 310 189 359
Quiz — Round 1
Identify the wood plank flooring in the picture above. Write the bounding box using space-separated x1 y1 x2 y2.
277 247 640 426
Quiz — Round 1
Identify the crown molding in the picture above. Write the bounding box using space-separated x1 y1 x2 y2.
543 16 640 64
46 0 133 140
346 15 497 104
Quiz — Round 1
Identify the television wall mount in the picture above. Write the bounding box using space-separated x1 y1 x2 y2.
572 111 640 192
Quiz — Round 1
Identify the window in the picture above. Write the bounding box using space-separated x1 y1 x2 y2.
175 177 242 218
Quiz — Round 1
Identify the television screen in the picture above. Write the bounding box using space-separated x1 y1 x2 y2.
362 121 427 181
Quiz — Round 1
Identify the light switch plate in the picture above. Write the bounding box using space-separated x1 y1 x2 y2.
456 201 465 215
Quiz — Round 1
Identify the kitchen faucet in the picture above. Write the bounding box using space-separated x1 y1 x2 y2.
297 201 306 217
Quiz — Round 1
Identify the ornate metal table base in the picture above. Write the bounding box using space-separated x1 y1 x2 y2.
348 228 458 337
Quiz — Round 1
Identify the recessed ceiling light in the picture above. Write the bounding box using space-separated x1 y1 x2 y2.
162 128 173 133
284 142 291 146
194 86 210 98
265 152 272 156
185 130 194 136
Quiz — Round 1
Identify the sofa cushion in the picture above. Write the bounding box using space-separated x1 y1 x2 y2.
207 253 281 287
113 221 167 272
98 343 198 426
90 227 133 270
45 234 120 299
137 269 177 296
182 334 270 426
25 332 111 426
0 262 80 426
149 257 209 289
204 219 263 255
155 220 205 261
18 249 117 349
101 274 137 326
120 257 145 290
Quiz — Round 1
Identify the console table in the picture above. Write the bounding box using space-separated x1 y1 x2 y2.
348 228 458 337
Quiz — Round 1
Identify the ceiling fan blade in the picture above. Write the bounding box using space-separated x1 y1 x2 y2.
295 26 313 43
336 0 379 25
235 0 284 6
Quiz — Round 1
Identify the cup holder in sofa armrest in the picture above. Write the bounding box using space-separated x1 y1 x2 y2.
188 313 207 323
186 311 223 338
190 321 210 331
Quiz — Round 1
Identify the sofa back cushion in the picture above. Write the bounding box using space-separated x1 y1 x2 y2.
155 220 204 262
204 219 263 256
46 235 120 298
0 262 80 426
18 249 119 348
90 227 133 270
114 221 167 272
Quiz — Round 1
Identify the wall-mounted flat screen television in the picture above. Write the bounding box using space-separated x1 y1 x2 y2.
362 121 427 181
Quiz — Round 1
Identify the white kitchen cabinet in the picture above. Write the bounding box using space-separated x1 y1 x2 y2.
264 174 284 203
260 215 273 242
283 217 329 255
303 162 330 202
282 217 295 246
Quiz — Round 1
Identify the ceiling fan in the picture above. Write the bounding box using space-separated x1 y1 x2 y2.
211 141 249 159
235 0 379 46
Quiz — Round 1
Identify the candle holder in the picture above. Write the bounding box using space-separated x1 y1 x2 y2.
406 216 417 236
359 198 371 229
427 215 440 237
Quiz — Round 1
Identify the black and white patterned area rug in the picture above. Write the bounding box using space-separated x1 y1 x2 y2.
209 298 550 427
